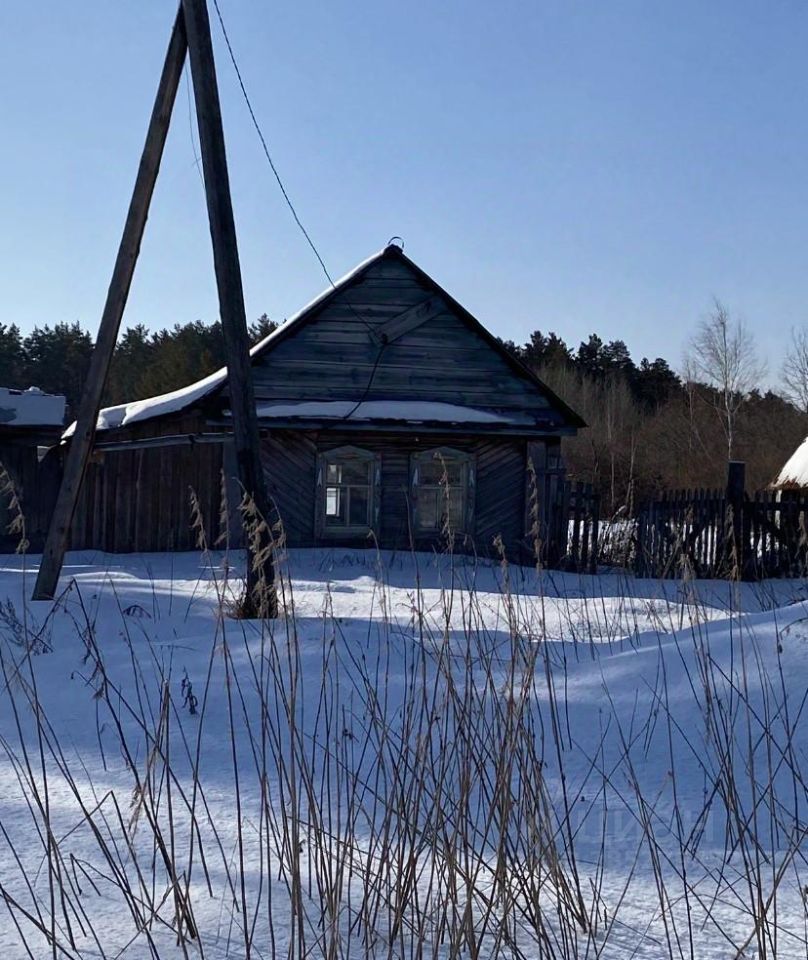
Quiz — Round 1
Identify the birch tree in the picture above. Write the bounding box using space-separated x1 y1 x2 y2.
685 300 765 460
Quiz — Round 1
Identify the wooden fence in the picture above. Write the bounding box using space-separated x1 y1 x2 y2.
543 461 807 581
562 481 600 574
632 463 808 580
530 467 601 574
0 434 229 555
0 444 61 553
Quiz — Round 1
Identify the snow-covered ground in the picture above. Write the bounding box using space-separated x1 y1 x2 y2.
0 548 807 958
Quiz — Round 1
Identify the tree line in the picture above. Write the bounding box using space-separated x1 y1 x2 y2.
503 303 808 511
0 315 277 413
1 304 806 512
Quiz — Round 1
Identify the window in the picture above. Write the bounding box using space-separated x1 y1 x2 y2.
317 447 378 536
412 448 474 535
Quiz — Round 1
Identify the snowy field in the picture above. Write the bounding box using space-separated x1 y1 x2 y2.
0 547 807 958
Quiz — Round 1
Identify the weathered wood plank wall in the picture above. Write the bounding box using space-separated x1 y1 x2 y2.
260 431 318 543
1 426 545 560
262 430 530 557
53 415 227 553
475 439 525 551
66 441 225 553
0 444 61 552
228 256 560 419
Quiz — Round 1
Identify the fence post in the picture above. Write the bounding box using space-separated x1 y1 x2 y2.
544 446 567 566
727 460 746 578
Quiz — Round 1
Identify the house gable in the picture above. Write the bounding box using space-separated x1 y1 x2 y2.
73 245 583 437
226 246 583 431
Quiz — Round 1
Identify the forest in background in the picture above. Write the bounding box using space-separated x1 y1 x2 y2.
504 330 806 512
0 315 277 411
0 308 806 513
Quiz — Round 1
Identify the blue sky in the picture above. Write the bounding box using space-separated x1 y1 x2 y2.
2 1 807 377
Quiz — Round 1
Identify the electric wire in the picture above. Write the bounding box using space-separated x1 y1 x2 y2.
211 0 382 342
211 0 333 286
184 63 205 188
209 0 390 423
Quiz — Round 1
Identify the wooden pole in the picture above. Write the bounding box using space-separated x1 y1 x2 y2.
182 0 277 616
33 8 188 600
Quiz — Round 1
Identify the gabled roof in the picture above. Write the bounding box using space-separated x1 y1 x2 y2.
66 245 584 437
774 435 808 489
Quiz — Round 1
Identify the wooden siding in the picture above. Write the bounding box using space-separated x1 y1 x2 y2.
0 443 60 552
260 431 318 544
66 441 225 553
66 415 227 553
8 426 537 559
474 439 526 551
225 257 563 422
263 430 530 557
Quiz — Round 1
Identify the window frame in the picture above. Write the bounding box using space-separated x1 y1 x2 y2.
410 446 475 537
316 445 380 538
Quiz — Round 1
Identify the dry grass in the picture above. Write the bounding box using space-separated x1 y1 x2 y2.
0 483 805 957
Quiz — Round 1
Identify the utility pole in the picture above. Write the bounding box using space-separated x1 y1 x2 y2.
33 7 188 600
182 0 276 615
34 1 277 616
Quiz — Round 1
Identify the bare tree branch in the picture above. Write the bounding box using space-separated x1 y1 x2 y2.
781 326 808 414
684 299 766 460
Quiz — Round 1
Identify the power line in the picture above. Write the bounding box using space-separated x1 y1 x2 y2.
184 63 205 188
210 0 334 286
209 0 388 417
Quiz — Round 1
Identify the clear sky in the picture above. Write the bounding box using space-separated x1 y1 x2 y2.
2 1 807 376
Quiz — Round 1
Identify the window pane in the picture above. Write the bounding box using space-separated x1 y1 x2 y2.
419 460 445 485
323 454 374 531
325 486 344 524
418 490 439 531
444 461 464 485
420 457 464 486
349 486 370 526
338 459 371 484
448 490 464 529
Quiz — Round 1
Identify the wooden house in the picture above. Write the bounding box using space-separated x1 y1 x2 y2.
64 245 584 559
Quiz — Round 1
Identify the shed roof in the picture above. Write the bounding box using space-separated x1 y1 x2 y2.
0 387 65 429
65 245 584 438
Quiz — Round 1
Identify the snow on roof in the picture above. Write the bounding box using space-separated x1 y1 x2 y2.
775 435 808 489
63 249 389 440
0 387 65 428
247 400 531 425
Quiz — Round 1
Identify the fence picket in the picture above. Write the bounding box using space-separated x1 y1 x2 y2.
623 484 808 580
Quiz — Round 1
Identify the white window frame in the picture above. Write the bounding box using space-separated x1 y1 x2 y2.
410 447 475 536
316 446 380 538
